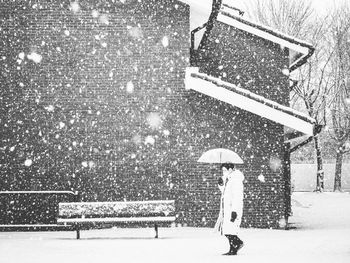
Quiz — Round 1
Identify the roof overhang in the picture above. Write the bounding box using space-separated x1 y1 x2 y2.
284 127 310 142
185 68 316 136
178 0 212 31
217 5 315 71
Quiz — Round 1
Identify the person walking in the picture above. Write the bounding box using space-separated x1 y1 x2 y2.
214 163 245 255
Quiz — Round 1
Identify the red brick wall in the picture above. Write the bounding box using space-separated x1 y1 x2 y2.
1 0 289 229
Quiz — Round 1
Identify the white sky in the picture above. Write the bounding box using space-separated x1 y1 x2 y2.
182 0 340 33
230 0 338 15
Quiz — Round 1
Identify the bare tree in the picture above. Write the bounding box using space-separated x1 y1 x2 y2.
244 0 314 39
291 17 334 192
328 2 350 191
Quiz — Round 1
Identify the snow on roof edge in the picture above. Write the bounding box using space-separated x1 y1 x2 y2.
190 72 316 124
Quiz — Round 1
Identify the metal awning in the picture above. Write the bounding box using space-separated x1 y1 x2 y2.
185 68 316 136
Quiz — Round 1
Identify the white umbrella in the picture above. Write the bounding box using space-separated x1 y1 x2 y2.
198 148 244 164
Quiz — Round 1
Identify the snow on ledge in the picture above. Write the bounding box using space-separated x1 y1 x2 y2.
185 68 315 136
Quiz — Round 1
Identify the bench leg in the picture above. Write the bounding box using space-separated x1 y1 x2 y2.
76 225 80 240
154 224 158 238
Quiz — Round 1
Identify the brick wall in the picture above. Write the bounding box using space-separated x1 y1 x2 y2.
1 0 289 229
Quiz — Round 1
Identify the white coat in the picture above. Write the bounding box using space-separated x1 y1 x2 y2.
214 169 244 235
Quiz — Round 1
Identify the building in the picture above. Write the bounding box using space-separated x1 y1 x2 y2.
0 0 314 228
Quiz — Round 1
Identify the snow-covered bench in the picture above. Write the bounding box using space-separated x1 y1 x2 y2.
57 200 176 239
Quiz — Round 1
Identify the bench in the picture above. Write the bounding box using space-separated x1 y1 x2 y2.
57 200 176 239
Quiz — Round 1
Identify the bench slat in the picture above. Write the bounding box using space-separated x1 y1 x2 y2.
57 216 176 224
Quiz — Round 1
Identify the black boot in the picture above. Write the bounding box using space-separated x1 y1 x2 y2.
223 235 238 255
232 235 244 253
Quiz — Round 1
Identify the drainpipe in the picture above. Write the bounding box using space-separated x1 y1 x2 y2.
190 0 222 65
201 0 223 47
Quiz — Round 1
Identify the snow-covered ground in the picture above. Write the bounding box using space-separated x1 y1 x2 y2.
1 192 350 263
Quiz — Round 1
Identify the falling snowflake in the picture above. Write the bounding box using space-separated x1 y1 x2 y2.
145 135 155 145
70 2 80 13
59 122 65 129
132 134 142 144
163 130 170 136
18 52 25 60
82 161 88 168
45 105 55 112
64 30 70 36
91 10 99 18
282 68 290 76
128 26 143 39
258 174 265 182
24 159 33 167
162 36 169 47
269 157 282 172
146 112 162 129
99 14 109 25
126 81 134 93
27 52 42 63
278 218 287 228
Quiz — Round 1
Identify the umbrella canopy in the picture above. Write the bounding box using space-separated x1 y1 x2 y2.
198 148 244 164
